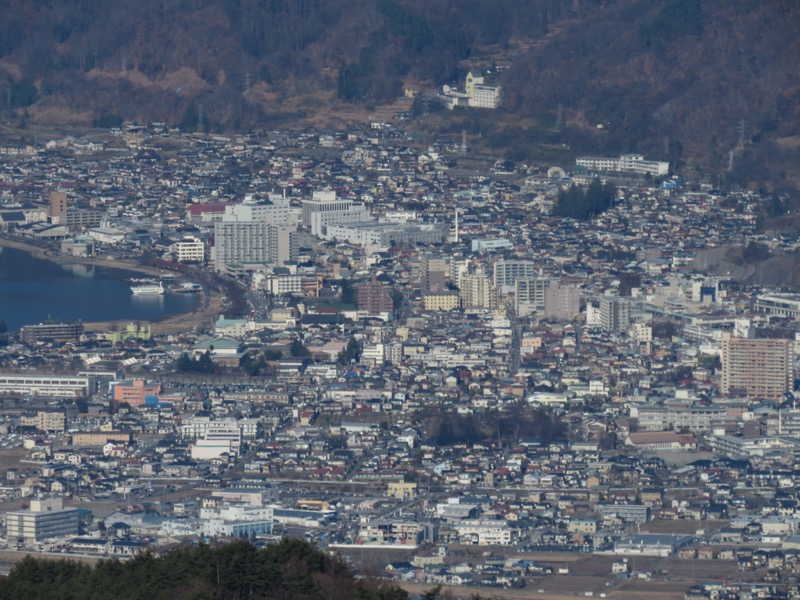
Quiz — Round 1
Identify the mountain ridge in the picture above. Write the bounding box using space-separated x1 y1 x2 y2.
1 0 799 187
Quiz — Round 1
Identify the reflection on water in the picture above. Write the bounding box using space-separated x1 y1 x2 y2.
62 263 95 278
0 246 200 330
131 294 166 304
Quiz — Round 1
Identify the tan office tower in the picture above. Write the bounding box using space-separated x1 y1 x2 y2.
721 333 793 399
421 254 448 295
49 191 67 223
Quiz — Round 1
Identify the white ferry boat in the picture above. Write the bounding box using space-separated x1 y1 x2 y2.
131 281 165 295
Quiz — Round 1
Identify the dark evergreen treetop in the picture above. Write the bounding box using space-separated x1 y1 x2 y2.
0 539 409 600
552 178 617 221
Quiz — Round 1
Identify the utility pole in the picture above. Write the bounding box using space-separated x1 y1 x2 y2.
737 119 747 150
197 103 205 134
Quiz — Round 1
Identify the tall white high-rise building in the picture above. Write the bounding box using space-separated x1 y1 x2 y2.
214 221 278 272
721 334 793 399
214 194 301 272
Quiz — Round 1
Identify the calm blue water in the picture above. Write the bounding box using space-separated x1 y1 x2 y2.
0 246 200 331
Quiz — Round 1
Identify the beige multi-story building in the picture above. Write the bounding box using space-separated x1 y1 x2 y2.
387 481 418 500
71 431 133 446
49 191 68 223
721 334 793 399
423 292 460 311
421 254 448 294
19 410 66 433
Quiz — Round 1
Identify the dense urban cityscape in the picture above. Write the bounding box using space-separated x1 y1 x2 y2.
0 117 799 600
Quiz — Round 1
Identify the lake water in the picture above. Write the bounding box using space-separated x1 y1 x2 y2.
0 246 200 331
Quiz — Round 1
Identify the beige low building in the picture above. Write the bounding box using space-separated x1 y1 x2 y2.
423 292 460 311
71 431 133 446
387 481 418 499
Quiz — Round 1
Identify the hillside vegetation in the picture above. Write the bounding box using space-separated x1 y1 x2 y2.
0 538 409 600
1 0 799 184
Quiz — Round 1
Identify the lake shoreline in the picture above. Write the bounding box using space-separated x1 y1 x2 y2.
0 234 170 278
0 235 221 333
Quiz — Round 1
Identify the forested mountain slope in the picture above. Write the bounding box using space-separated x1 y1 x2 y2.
1 0 798 183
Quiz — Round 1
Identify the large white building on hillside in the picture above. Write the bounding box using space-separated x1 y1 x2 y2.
441 71 501 110
465 71 501 109
576 154 669 176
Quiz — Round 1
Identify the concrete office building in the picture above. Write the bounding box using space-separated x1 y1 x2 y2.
324 221 447 248
65 208 104 229
0 374 90 398
301 191 370 236
21 321 84 344
721 334 792 399
169 237 205 263
6 497 79 543
493 260 537 295
200 505 274 538
756 294 800 319
629 404 728 433
191 420 242 460
460 271 497 309
516 277 579 320
516 277 552 316
545 284 581 321
421 254 448 295
599 296 632 332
